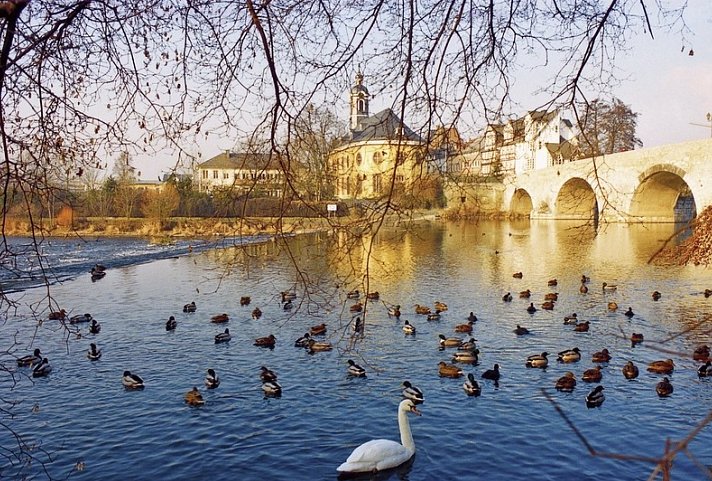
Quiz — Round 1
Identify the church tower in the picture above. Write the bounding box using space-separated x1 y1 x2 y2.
350 71 370 131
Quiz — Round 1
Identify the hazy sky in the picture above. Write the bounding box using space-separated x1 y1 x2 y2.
134 3 712 181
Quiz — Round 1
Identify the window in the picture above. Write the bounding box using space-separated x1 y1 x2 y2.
223 172 230 179
373 151 383 164
373 174 382 194
212 170 218 179
202 170 208 179
356 153 362 166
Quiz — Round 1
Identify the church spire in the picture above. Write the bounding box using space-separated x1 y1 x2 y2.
350 70 370 131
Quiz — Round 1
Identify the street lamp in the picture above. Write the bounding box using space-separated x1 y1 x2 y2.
689 112 712 138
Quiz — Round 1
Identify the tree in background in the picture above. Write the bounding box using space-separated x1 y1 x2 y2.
141 184 180 229
576 98 643 157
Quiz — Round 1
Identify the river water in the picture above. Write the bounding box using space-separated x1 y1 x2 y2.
1 220 711 481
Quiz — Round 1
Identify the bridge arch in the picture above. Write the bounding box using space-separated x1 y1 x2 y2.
510 188 533 217
630 164 696 223
554 177 598 221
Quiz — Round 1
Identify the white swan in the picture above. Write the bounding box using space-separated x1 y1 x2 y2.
337 399 421 474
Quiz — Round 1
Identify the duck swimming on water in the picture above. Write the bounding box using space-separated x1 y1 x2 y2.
401 381 424 404
205 368 220 389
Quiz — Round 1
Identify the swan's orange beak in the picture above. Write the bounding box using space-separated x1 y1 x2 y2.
410 406 422 416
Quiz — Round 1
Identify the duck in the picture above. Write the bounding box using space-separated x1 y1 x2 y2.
347 359 367 377
602 282 617 292
32 358 52 377
254 334 276 348
438 334 463 348
481 363 501 381
205 368 220 388
91 263 106 274
214 328 231 344
294 332 311 347
452 350 479 364
585 385 605 408
525 352 548 369
697 361 712 377
415 304 431 315
526 303 537 314
651 291 662 301
622 361 639 379
281 291 297 302
519 289 531 298
555 372 576 392
260 366 278 382
582 365 603 383
434 301 448 312
401 381 424 404
547 279 558 287
581 274 590 283
184 387 205 406
240 296 251 306
541 301 555 311
513 272 523 279
307 339 333 353
122 370 144 389
573 321 590 332
69 313 93 324
426 310 442 321
458 338 478 351
211 313 229 323
388 305 402 318
183 301 196 313
647 359 674 374
463 373 482 396
467 312 478 323
705 289 712 299
557 347 581 363
366 292 380 300
17 348 42 367
502 292 513 302
438 361 463 378
454 320 474 333
349 302 363 313
624 307 634 318
656 377 673 397
310 323 327 336
630 333 644 345
251 307 262 320
346 289 360 299
592 348 611 363
513 324 530 335
544 292 559 301
262 380 282 396
607 301 618 311
563 313 578 325
402 320 416 335
165 316 177 331
91 268 106 280
693 345 710 362
283 300 294 310
579 283 589 294
353 316 364 334
87 343 102 361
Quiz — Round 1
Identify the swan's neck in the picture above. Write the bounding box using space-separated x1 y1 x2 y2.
398 407 415 453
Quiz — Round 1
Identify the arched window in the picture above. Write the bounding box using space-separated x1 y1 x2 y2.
373 151 383 164
356 153 362 166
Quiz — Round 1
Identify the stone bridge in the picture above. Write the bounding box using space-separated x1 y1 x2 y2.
505 138 712 223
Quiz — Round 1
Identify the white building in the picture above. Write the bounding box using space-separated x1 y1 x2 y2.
196 151 285 196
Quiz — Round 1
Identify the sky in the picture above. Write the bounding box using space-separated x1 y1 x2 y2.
133 3 712 181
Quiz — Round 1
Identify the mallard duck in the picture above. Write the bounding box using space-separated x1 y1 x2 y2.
260 366 278 382
555 372 576 392
513 272 523 279
579 283 589 294
347 359 367 377
557 347 581 363
513 324 530 335
87 343 102 361
254 334 276 348
693 345 710 362
502 292 513 302
452 349 479 364
698 361 712 377
705 289 712 298
211 313 229 323
525 352 548 368
91 269 106 280
32 358 52 377
185 387 205 406
310 323 327 336
573 321 590 332
592 348 611 363
122 370 144 389
582 365 602 382
401 381 424 404
214 328 231 344
294 332 311 347
415 304 431 315
47 309 66 321
459 338 478 351
624 307 634 318
544 292 558 301
307 339 333 353
585 385 605 408
438 334 463 348
240 296 251 306
651 291 661 301
281 291 297 302
607 301 618 311
427 310 442 321
350 302 363 313
655 377 673 397
434 301 448 312
547 279 558 287
262 380 282 396
283 300 294 310
541 301 555 311
251 307 262 319
622 361 639 379
454 320 474 333
463 373 481 396
402 320 416 335
438 361 463 378
183 302 196 313
519 289 531 298
205 368 220 388
17 348 42 367
630 333 644 344
388 305 402 318
647 359 674 374
481 363 500 381
467 312 478 323
526 303 537 314
563 313 578 325
602 282 617 292
70 313 93 324
165 316 177 331
367 292 380 300
581 275 590 283
353 316 364 334
346 290 360 299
